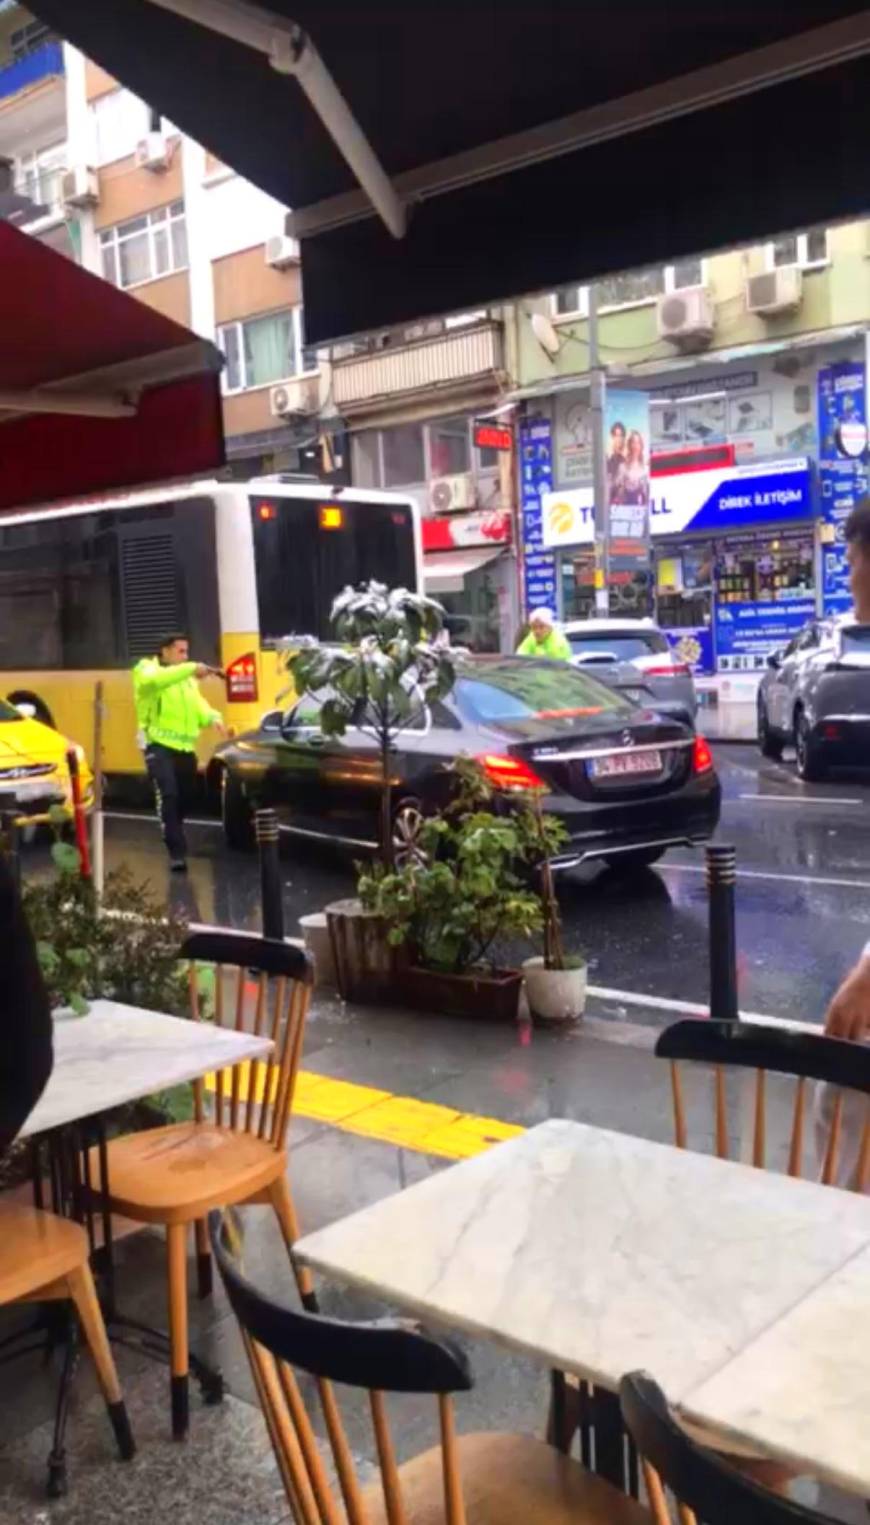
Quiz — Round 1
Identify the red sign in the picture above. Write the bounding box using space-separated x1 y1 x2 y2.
422 510 511 552
473 421 513 453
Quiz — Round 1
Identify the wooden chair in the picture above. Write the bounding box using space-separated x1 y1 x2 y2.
0 1203 134 1475
620 1371 841 1525
211 1206 652 1525
91 929 315 1440
655 1019 870 1188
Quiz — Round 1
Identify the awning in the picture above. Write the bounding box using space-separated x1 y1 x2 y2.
32 2 870 344
424 546 504 595
0 219 224 511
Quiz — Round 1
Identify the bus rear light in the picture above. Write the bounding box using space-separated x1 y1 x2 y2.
225 653 258 703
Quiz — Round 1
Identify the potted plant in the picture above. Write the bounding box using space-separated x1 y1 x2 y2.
287 581 455 1002
520 793 588 1023
358 759 544 1020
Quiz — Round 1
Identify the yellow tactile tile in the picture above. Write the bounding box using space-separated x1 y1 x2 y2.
338 1095 463 1146
419 1115 527 1159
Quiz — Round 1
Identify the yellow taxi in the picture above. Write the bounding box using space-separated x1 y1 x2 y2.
0 697 93 823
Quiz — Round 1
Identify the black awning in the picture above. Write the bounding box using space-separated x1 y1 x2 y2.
34 2 870 343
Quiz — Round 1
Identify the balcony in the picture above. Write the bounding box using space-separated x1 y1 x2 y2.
333 319 504 414
0 38 64 102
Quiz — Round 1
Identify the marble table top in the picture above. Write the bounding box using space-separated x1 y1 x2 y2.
21 999 274 1138
297 1118 870 1408
681 1243 870 1496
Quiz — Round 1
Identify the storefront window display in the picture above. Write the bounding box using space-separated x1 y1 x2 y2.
438 566 502 652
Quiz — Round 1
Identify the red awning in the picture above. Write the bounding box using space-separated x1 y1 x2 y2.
0 220 225 511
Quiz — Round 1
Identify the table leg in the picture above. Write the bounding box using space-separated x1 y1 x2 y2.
45 1309 80 1499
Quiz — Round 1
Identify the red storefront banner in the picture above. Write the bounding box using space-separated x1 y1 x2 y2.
422 510 512 551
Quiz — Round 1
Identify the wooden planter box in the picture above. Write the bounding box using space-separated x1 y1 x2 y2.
326 899 403 1005
398 965 523 1022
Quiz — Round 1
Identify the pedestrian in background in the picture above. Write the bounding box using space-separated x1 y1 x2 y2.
516 607 572 661
133 633 225 872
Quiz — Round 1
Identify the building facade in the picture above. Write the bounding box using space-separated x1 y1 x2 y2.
516 227 870 698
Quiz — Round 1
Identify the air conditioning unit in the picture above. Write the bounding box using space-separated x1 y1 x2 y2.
265 234 299 269
429 474 477 513
746 266 803 316
61 165 98 208
270 377 318 418
135 132 170 172
656 286 715 348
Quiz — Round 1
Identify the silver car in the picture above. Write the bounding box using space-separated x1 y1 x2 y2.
563 618 698 727
757 617 870 780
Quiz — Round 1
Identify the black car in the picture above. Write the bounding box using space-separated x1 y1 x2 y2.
216 656 720 874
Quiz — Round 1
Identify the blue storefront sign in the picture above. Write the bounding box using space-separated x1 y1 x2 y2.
818 360 868 616
714 598 815 673
519 412 556 615
662 625 714 677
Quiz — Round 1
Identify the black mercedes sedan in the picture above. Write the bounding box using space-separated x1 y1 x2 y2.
215 656 720 874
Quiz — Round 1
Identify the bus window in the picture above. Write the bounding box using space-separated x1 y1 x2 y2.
251 494 417 641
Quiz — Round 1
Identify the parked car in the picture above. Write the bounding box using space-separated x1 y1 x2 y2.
757 617 870 780
563 618 698 727
0 697 93 822
216 655 720 874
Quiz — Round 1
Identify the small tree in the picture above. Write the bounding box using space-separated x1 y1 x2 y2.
287 582 455 867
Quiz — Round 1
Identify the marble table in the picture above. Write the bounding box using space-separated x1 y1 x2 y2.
297 1118 870 1487
21 999 274 1138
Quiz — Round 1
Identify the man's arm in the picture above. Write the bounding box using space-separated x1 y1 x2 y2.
0 855 53 1152
135 658 201 695
824 945 870 1041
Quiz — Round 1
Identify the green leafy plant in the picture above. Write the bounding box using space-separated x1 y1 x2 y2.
286 582 456 866
358 757 569 975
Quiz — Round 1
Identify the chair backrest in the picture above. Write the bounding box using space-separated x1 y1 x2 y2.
655 1019 870 1190
210 1208 473 1525
182 930 313 1151
620 1372 840 1525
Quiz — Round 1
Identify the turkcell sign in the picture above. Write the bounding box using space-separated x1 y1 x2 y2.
542 457 813 548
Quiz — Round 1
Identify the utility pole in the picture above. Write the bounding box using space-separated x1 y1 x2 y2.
588 282 609 616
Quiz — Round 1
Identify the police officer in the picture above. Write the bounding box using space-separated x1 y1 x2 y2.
133 633 225 871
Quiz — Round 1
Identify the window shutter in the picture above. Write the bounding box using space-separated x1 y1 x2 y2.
120 533 179 658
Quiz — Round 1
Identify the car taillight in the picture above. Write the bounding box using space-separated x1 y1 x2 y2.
644 663 691 677
692 735 714 774
477 753 547 791
225 653 258 703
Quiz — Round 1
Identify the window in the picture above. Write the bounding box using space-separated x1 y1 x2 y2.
16 143 66 219
768 228 828 269
455 661 630 726
567 630 669 662
428 416 470 477
552 260 704 318
93 89 152 167
99 202 188 288
10 20 53 60
216 308 311 392
382 424 425 487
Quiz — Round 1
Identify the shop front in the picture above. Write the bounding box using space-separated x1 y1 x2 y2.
422 510 517 651
542 455 818 689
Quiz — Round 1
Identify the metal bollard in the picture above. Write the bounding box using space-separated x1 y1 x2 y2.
254 807 284 942
66 747 92 880
706 843 738 1023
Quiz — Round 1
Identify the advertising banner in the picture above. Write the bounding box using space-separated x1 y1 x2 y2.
605 389 651 582
519 411 556 615
542 457 813 548
662 625 715 677
714 597 815 673
817 359 868 616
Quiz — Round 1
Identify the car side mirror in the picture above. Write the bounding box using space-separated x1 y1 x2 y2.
766 650 783 671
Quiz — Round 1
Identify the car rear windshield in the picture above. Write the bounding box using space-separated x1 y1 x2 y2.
840 626 870 655
0 699 19 721
455 661 631 725
567 630 668 661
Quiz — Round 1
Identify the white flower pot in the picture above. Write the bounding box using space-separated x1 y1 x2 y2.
522 956 587 1023
299 912 337 988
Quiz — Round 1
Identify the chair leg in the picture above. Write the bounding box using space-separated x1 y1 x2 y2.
65 1264 135 1462
194 1217 212 1300
266 1174 318 1311
166 1223 190 1440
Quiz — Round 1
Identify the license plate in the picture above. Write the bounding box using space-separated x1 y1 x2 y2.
589 750 662 779
3 779 61 802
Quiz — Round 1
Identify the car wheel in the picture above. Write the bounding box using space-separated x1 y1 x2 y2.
221 769 255 850
794 710 826 782
391 797 428 867
757 697 784 760
603 847 666 873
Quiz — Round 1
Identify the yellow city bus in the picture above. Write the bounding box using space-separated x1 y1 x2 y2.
0 478 421 785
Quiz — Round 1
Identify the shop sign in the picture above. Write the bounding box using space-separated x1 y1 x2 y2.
422 511 511 552
519 412 556 614
818 359 869 616
473 421 513 452
542 457 813 548
714 597 815 673
662 625 714 677
605 389 651 581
